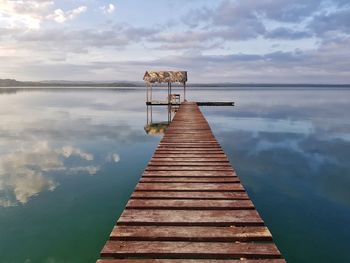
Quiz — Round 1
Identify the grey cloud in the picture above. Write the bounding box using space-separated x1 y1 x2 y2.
3 39 350 83
12 24 159 52
265 27 312 40
156 0 350 48
149 30 224 50
210 0 321 24
184 1 266 40
309 8 350 36
6 0 53 15
182 0 349 43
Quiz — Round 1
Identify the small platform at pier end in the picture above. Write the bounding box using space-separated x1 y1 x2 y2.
143 70 234 107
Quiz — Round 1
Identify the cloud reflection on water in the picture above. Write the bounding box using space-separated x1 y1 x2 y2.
0 90 147 208
0 141 99 207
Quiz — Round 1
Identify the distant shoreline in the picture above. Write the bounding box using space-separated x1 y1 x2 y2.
1 87 350 95
1 78 350 88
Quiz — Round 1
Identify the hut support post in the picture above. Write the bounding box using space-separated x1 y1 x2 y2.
167 82 170 104
150 83 152 102
170 82 172 103
146 83 148 102
184 82 186 101
146 82 153 102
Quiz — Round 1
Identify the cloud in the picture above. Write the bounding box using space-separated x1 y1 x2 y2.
265 27 312 40
181 0 349 43
309 7 350 36
100 3 115 14
0 141 98 207
9 23 159 53
206 0 321 24
47 6 87 23
2 36 350 83
0 1 87 29
0 0 53 29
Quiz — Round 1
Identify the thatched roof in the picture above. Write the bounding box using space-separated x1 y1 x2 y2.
143 71 187 83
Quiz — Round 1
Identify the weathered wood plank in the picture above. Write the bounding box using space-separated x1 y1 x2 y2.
117 209 264 226
126 199 254 210
110 226 272 242
160 140 218 143
156 148 224 151
151 156 228 160
131 191 249 200
150 158 229 162
135 183 244 191
143 171 236 176
153 153 226 156
149 162 231 166
145 167 234 171
159 142 221 145
101 241 281 259
140 177 239 183
158 146 222 149
98 260 286 263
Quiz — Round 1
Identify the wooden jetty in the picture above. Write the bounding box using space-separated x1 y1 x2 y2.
97 102 285 262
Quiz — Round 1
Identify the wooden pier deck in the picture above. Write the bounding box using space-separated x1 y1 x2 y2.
97 102 285 262
146 101 234 106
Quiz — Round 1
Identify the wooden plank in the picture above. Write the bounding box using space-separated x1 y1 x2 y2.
149 162 231 166
152 154 228 158
142 171 236 176
155 148 223 151
155 150 224 152
98 260 286 263
152 154 226 157
110 226 272 242
135 183 244 191
140 177 239 183
126 199 254 210
145 167 234 171
158 145 221 148
101 241 281 259
154 152 225 155
150 158 229 162
162 137 216 140
159 142 220 145
160 140 218 143
117 209 264 226
131 191 249 200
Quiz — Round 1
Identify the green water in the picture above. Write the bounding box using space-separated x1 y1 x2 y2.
0 88 349 263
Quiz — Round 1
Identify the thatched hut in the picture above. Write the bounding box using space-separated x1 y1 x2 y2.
143 71 187 103
143 71 187 83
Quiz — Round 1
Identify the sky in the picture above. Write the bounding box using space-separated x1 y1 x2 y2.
0 0 350 83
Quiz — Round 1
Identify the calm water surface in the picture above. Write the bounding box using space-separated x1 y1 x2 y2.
0 88 349 263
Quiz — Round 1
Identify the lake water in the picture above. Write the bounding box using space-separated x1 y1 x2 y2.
0 88 349 263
